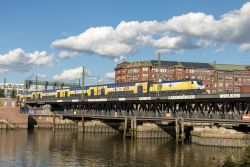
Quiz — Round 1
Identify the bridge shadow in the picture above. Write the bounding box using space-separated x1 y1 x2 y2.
28 116 37 129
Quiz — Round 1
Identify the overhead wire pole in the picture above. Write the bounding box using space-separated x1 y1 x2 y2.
82 66 85 100
3 78 6 98
84 75 100 96
35 75 38 99
157 52 161 96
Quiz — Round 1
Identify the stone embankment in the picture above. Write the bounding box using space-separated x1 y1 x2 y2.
78 120 118 133
136 123 171 138
191 126 250 147
0 107 28 129
34 116 76 129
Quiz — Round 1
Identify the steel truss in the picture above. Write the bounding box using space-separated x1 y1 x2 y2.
60 98 250 120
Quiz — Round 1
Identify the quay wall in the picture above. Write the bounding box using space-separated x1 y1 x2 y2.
191 126 250 147
32 115 76 129
78 120 118 133
136 123 172 139
0 107 28 129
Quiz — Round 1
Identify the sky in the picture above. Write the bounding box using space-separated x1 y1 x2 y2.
0 0 250 85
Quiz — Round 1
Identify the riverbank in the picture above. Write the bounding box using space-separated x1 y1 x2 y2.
0 107 28 129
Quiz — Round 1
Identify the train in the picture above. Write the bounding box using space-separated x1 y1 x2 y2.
17 79 205 101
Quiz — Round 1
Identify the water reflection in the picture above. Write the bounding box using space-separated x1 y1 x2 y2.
0 130 244 167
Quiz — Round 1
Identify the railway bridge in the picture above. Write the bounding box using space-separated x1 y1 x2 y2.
25 93 250 120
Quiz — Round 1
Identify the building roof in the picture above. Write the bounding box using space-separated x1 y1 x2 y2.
181 62 213 69
116 60 214 69
213 64 248 71
150 60 179 67
115 60 249 71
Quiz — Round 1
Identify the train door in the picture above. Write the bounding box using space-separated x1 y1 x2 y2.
38 93 41 99
65 91 68 98
32 94 35 99
90 89 94 96
101 88 105 96
137 86 143 95
57 92 60 98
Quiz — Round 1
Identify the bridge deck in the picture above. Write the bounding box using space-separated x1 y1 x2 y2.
29 114 250 125
25 93 250 104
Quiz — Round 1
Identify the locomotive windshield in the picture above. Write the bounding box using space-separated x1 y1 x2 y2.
197 80 203 85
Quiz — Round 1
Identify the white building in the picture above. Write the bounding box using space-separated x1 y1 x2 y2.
0 83 24 96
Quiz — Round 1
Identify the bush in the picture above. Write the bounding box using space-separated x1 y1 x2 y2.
219 145 250 167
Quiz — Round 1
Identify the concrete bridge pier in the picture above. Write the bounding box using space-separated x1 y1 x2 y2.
123 116 137 138
175 118 185 142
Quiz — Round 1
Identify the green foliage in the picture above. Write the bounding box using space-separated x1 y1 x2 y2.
0 89 4 98
239 145 250 167
219 156 238 167
11 89 16 98
219 145 250 167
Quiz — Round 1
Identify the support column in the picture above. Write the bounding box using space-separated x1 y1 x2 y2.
53 112 55 132
131 117 134 139
123 116 128 138
81 112 85 132
134 116 137 138
180 119 185 142
175 118 179 141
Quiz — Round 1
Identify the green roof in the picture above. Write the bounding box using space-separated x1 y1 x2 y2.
116 60 249 71
213 64 248 71
140 61 152 67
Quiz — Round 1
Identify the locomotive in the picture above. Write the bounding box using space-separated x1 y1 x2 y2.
17 79 205 101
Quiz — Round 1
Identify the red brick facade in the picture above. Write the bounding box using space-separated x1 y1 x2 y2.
115 60 250 94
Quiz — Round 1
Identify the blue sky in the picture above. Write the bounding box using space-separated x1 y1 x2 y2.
0 0 250 84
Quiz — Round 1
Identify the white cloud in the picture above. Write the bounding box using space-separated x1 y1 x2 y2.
152 36 197 53
114 55 127 63
36 74 47 79
215 47 224 53
239 43 250 51
53 67 90 81
105 72 115 80
52 2 250 58
0 68 10 74
59 50 81 58
0 48 54 73
165 2 250 47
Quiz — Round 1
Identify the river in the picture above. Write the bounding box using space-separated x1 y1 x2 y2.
0 130 244 167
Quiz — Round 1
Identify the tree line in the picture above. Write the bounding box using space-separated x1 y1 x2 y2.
0 88 17 98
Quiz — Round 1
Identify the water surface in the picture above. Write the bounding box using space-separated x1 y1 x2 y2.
0 130 244 167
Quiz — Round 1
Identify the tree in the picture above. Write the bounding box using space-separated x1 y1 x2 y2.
0 89 4 98
219 156 238 167
239 145 250 167
219 145 250 167
11 89 17 98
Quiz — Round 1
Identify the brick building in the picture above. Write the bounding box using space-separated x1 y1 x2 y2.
115 60 250 94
